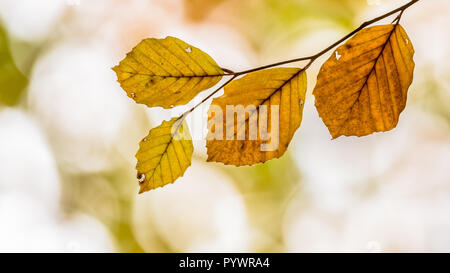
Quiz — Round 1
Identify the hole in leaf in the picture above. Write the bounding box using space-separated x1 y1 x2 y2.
138 173 146 183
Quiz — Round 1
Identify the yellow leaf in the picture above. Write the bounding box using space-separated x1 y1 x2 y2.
206 68 307 166
313 24 415 138
113 36 223 109
136 118 193 193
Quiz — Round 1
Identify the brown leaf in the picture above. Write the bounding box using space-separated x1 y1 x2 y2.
313 24 415 138
206 68 307 166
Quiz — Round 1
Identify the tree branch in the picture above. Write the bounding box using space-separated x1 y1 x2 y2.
182 0 420 117
226 0 419 75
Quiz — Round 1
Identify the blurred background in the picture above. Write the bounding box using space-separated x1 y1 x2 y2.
0 0 449 252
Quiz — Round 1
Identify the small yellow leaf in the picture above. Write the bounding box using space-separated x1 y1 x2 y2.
113 36 223 109
206 68 307 166
136 118 193 193
313 24 415 138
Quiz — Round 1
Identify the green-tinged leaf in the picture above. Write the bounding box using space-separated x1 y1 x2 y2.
136 118 194 193
113 36 223 109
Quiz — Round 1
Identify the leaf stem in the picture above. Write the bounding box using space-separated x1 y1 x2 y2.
220 67 235 74
182 0 420 117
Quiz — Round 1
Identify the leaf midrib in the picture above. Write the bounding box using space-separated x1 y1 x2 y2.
230 70 302 138
334 24 399 137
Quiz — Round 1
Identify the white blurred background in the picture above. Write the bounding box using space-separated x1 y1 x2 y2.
0 0 449 252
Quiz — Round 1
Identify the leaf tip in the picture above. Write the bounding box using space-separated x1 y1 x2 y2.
111 64 120 73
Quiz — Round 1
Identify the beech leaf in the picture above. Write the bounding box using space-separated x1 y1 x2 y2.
206 68 307 166
113 36 223 109
313 24 415 138
136 118 193 193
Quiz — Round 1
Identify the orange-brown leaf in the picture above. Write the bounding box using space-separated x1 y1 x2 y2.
206 68 307 166
313 24 415 138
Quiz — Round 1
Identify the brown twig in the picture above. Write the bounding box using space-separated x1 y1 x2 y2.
179 0 420 118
